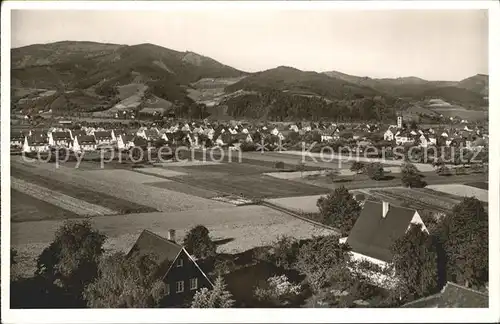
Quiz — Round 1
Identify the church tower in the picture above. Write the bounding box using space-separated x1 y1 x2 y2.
397 113 403 129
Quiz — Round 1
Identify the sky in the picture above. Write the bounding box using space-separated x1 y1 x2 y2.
11 9 488 81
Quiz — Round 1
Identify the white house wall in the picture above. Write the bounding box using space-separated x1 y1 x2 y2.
407 211 429 234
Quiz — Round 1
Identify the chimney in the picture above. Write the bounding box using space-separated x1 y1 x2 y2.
382 201 389 218
167 229 176 243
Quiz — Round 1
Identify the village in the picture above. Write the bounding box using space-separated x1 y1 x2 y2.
11 114 489 158
10 113 489 309
6 6 492 316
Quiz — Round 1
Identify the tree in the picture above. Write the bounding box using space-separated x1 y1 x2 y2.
268 235 301 270
274 161 285 170
391 223 439 302
401 162 426 188
364 162 385 180
316 186 361 235
436 164 452 176
295 235 351 294
254 275 302 307
440 197 488 288
11 248 18 266
35 220 106 301
183 225 216 260
191 276 234 308
83 252 167 308
326 170 339 183
350 161 365 174
296 161 306 178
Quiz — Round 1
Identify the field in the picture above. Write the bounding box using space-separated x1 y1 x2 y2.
11 157 231 213
430 107 488 121
367 187 460 212
465 182 488 190
12 205 336 278
177 174 329 199
12 165 158 216
147 181 218 199
266 195 325 214
11 189 79 222
84 168 178 183
426 184 488 203
12 178 117 217
117 83 147 100
134 167 187 178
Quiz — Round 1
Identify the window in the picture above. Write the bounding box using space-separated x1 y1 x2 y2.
176 281 184 293
176 257 184 268
165 284 170 295
190 278 198 290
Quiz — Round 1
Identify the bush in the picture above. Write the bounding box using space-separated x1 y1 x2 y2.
274 161 285 169
364 162 385 180
254 275 302 307
240 142 257 152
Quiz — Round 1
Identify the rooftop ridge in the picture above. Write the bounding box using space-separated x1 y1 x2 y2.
364 199 419 213
141 229 182 248
445 281 489 296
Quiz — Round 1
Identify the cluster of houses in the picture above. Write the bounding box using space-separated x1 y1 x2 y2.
383 125 488 149
11 117 488 154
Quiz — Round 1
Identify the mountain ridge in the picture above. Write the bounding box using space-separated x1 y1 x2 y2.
11 41 488 121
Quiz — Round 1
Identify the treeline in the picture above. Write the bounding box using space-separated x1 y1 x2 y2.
223 90 399 121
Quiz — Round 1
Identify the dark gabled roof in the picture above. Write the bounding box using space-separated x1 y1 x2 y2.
94 131 113 139
127 230 213 287
127 230 182 277
52 131 72 140
77 135 96 145
122 134 135 142
346 201 418 262
71 130 86 137
401 282 488 308
27 135 49 145
145 129 160 137
11 131 24 140
31 130 47 137
133 136 149 147
112 129 126 137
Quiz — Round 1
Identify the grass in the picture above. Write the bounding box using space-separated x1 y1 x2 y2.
191 150 323 172
426 184 488 203
465 182 488 190
266 195 325 214
12 166 158 215
12 157 231 213
177 174 329 199
11 189 80 222
12 177 118 217
370 188 458 211
147 181 218 199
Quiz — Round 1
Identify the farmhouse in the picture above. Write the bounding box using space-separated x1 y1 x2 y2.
48 131 73 148
94 131 114 145
394 131 413 145
418 134 436 148
128 230 213 307
22 135 49 153
383 127 397 141
117 134 135 150
73 135 97 152
11 131 25 148
340 201 428 287
70 129 86 139
401 282 488 308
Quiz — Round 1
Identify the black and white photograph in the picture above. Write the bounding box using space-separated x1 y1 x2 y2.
1 1 498 323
